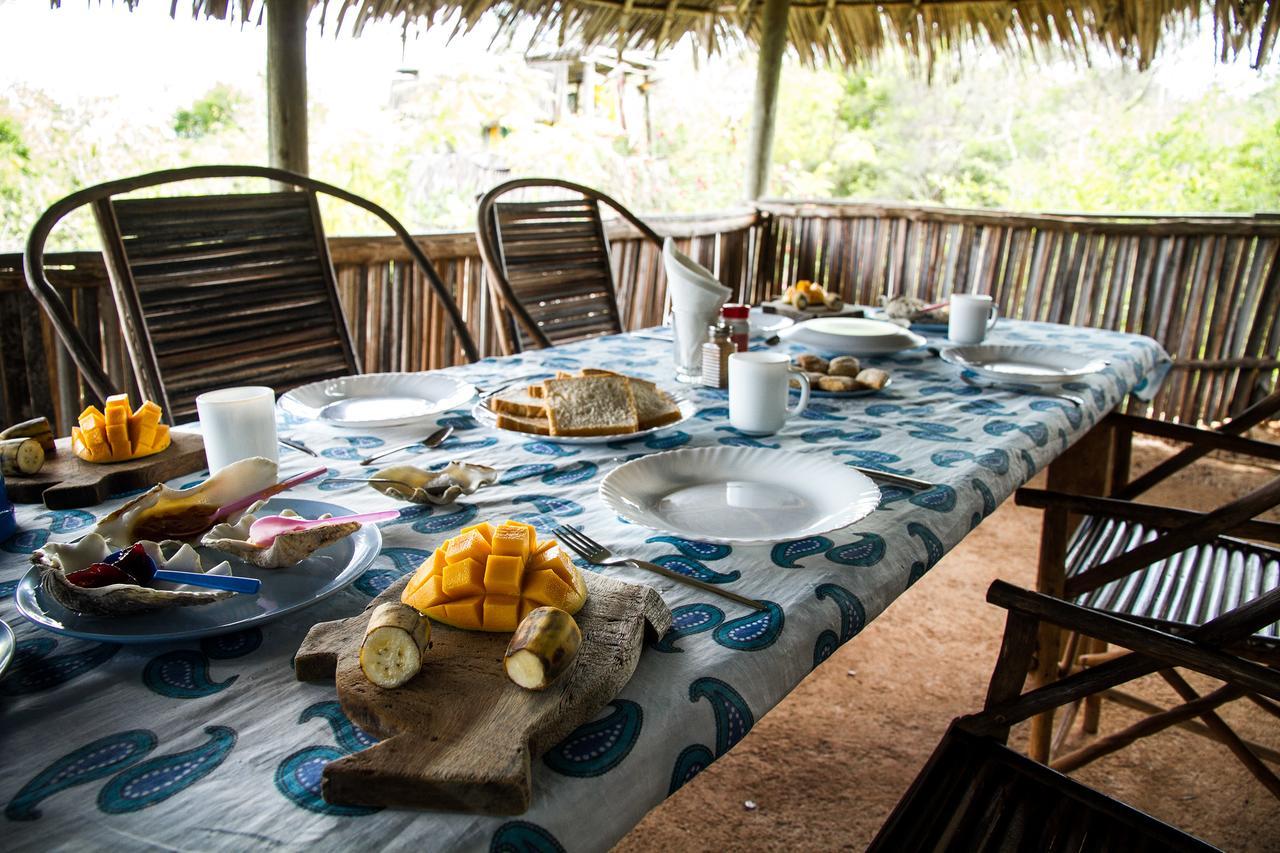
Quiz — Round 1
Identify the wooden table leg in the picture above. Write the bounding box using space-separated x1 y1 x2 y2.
1027 421 1115 761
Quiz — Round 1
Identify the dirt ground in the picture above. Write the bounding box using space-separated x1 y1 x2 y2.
615 438 1280 852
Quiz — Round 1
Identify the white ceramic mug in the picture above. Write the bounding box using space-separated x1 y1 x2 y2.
728 352 810 435
948 293 999 344
196 386 279 474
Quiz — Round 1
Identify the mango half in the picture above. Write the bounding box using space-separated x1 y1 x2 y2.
401 520 588 632
71 394 170 463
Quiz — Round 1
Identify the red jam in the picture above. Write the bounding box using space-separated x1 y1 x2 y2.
65 543 158 589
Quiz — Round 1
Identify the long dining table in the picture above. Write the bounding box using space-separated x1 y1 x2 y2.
0 318 1169 851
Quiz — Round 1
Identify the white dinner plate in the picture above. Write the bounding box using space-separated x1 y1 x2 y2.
939 344 1107 385
0 618 13 680
599 447 881 545
14 498 381 644
779 317 926 355
473 390 696 445
278 372 476 429
748 307 795 335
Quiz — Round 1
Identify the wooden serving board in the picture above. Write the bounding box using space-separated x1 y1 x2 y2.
761 299 865 320
295 571 672 815
4 432 207 509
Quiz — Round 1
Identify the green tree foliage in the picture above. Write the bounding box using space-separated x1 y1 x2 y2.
173 84 246 138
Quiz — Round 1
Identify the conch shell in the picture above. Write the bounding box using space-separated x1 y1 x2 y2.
94 456 278 548
201 501 359 568
369 461 497 504
34 535 234 616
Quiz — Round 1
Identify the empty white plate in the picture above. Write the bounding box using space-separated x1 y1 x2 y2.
748 307 795 335
939 345 1107 385
599 447 881 545
779 317 926 355
278 372 476 429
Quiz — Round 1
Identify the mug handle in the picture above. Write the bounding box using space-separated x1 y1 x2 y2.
786 367 811 419
987 303 1000 330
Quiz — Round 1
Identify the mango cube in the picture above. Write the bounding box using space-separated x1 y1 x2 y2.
460 522 495 543
445 532 491 565
484 554 524 596
403 573 443 610
443 596 484 627
523 568 573 609
531 547 577 586
483 595 521 631
442 557 486 598
491 523 533 561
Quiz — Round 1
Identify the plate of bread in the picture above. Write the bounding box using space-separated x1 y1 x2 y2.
790 354 893 397
475 369 694 443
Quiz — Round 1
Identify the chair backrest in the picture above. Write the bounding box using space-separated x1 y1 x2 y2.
475 178 662 353
26 165 479 424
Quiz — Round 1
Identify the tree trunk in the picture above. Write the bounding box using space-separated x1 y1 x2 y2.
267 0 309 176
745 0 792 200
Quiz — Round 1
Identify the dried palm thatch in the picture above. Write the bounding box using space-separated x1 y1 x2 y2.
81 0 1278 69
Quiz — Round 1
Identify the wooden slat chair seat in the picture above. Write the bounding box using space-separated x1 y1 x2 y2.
26 165 478 424
476 178 663 353
1066 516 1280 648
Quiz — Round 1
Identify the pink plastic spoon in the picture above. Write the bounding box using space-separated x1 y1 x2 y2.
246 509 400 546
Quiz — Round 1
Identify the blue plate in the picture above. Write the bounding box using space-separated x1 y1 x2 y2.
13 498 381 644
0 618 13 679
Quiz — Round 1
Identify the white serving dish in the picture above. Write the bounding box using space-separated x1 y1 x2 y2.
473 388 695 445
748 307 795 335
598 447 881 545
278 372 476 429
778 317 926 355
938 344 1108 385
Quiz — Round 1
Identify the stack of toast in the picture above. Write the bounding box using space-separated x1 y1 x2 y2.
487 369 683 437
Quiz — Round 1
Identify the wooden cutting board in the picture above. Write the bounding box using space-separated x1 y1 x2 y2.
761 299 865 320
295 571 672 815
4 432 207 509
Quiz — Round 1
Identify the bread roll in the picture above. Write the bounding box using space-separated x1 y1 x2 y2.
817 375 859 393
789 371 827 389
828 356 861 377
795 354 829 373
855 368 891 390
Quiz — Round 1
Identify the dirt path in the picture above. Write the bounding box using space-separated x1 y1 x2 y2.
615 440 1280 851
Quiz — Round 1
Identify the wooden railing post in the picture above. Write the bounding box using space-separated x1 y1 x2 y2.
267 0 309 177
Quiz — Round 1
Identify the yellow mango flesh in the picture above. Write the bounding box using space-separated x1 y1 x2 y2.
71 395 172 463
402 521 588 631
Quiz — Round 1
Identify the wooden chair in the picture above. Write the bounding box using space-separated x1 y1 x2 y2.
869 578 1280 851
1013 390 1280 787
25 165 479 424
475 178 663 353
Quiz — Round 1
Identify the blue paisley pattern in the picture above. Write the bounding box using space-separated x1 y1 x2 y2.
0 320 1169 849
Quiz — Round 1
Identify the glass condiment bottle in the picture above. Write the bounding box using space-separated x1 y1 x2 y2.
700 323 734 389
721 303 750 352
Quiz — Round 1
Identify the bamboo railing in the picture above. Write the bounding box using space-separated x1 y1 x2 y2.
1 201 1275 432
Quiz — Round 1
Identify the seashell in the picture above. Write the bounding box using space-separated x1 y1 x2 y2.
369 461 497 505
201 501 360 569
34 535 235 617
93 457 278 548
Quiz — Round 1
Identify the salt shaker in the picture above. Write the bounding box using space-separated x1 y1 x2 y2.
700 323 735 389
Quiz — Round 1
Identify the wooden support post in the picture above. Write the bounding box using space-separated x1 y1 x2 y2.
267 0 309 176
745 0 791 200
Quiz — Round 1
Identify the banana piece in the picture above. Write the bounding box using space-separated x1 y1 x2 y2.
1 417 55 455
0 438 45 476
504 606 582 691
359 602 431 688
823 292 844 311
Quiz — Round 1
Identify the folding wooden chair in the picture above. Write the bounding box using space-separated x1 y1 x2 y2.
1013 391 1280 787
475 178 663 354
870 578 1280 851
25 165 479 424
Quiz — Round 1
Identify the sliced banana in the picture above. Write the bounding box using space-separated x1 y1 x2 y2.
359 602 431 688
504 606 582 691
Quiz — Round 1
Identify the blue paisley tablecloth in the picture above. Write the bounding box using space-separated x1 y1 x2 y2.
0 320 1168 852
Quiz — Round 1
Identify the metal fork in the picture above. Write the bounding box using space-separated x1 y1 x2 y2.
554 525 766 611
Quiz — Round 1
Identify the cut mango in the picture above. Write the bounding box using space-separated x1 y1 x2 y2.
71 394 172 463
401 520 587 632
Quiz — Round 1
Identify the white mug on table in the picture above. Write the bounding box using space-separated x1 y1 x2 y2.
948 293 999 344
196 386 279 474
728 352 810 435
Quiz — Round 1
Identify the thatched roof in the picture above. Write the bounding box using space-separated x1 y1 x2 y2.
87 0 1280 68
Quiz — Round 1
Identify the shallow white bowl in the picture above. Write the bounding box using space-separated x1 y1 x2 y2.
599 447 881 545
278 372 476 429
939 344 1108 385
779 317 926 355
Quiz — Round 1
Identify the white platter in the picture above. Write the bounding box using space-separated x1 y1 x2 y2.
779 317 927 355
278 372 476 429
473 389 696 445
748 307 795 335
599 447 881 545
939 344 1107 385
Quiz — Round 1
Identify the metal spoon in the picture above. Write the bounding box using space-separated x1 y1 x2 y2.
278 436 318 457
358 426 453 467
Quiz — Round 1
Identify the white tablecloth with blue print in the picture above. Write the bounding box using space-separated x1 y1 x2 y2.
0 320 1169 852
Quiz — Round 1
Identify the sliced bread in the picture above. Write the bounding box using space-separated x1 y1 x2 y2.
494 411 551 435
543 376 638 436
490 388 547 418
631 379 683 430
